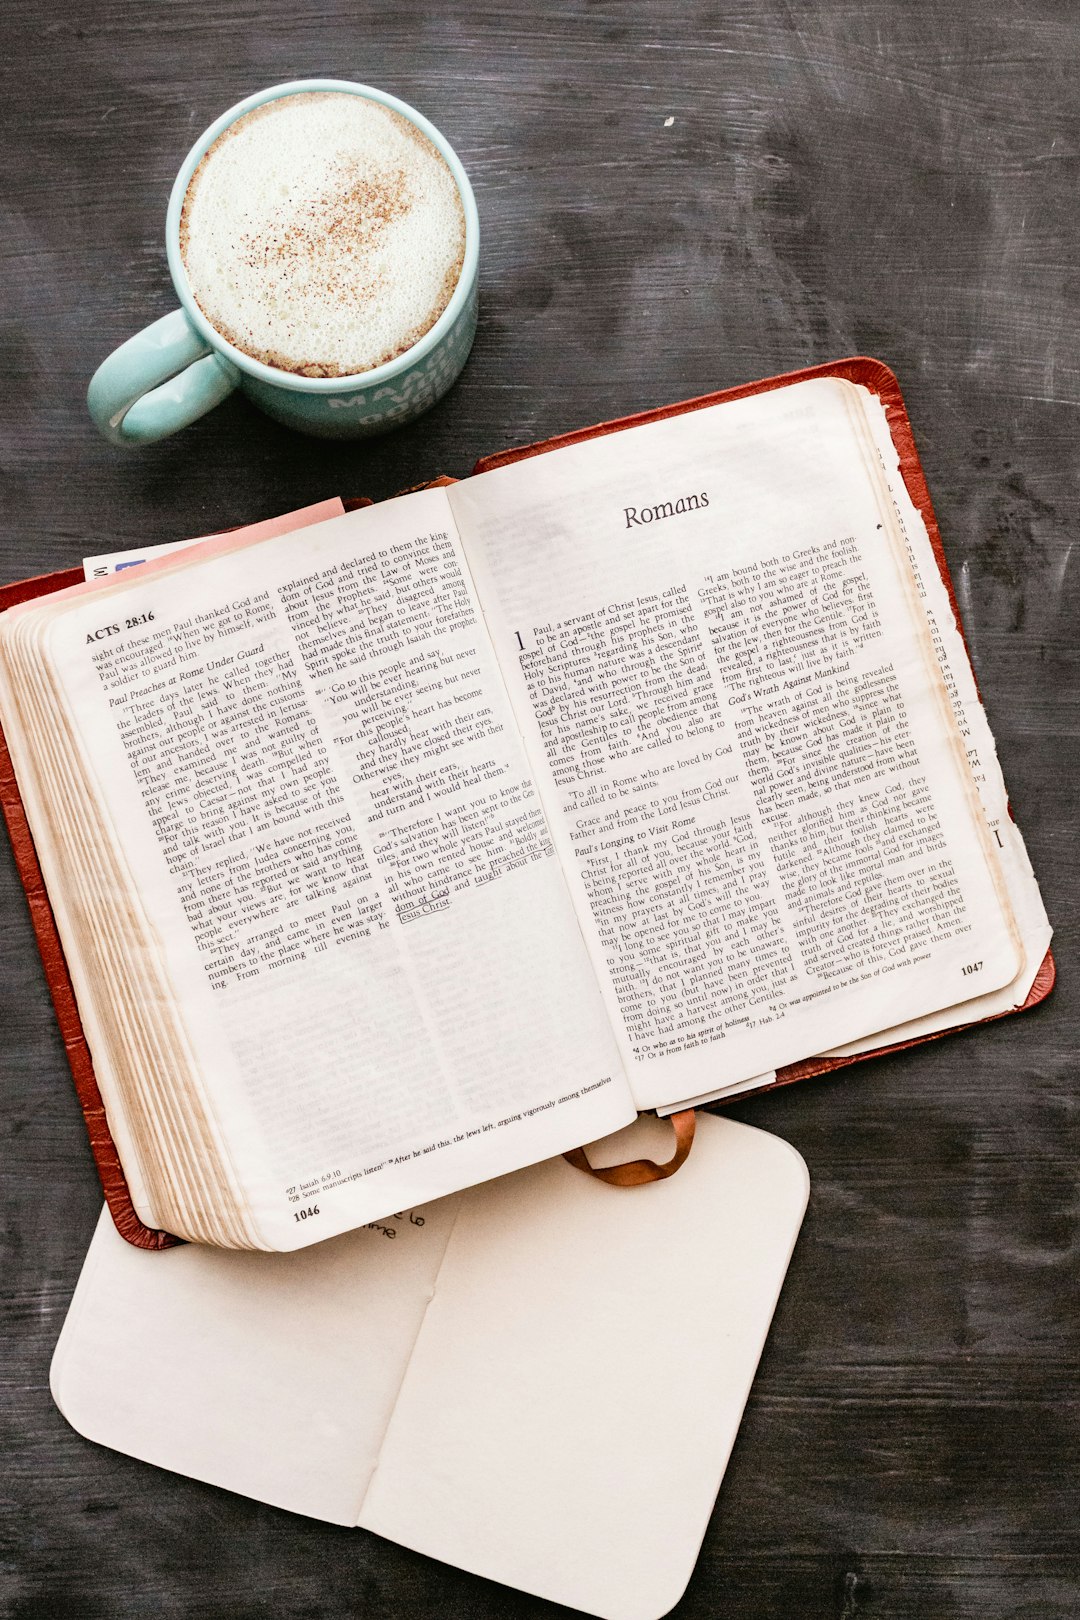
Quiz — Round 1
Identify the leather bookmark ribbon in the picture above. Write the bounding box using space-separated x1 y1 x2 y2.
563 1109 696 1186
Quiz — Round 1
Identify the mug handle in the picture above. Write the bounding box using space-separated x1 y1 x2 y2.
87 309 241 447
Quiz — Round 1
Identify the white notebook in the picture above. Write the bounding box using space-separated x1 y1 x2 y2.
51 1113 808 1620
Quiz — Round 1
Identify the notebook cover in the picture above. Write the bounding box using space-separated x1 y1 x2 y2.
49 1115 807 1619
470 355 1055 1098
0 365 1055 1246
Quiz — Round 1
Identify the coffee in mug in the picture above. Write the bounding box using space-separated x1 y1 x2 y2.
86 79 479 445
179 91 467 379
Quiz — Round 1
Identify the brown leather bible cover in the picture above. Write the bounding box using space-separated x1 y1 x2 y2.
0 362 1055 1246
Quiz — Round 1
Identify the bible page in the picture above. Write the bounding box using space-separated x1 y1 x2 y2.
450 378 1021 1109
31 488 633 1246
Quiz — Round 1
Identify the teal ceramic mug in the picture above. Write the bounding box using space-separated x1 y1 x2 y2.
87 79 480 446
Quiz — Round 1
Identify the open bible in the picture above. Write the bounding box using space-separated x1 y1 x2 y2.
0 361 1052 1250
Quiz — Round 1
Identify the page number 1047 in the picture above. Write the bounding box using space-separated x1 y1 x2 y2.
962 961 983 976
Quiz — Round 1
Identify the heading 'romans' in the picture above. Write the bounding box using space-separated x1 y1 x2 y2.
624 492 709 529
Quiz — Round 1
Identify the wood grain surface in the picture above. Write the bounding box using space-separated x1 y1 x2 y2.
1 2 1077 1617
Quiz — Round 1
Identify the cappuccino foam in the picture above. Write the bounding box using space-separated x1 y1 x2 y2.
179 92 467 377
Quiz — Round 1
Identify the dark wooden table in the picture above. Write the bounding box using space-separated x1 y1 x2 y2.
2 3 1077 1616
